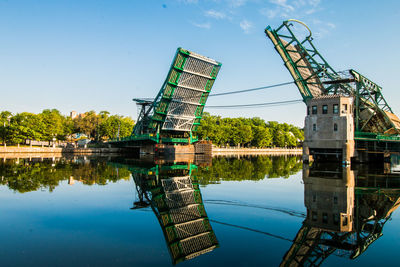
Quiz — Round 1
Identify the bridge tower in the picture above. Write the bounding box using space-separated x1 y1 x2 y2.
265 20 400 164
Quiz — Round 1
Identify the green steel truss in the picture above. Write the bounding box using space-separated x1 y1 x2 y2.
281 189 395 266
351 69 400 135
131 48 222 144
130 163 219 265
265 20 400 137
280 164 400 267
265 19 349 101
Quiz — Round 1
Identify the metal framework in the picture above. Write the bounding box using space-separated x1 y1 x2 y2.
280 219 388 267
265 20 400 138
130 48 222 144
281 164 400 267
129 163 219 265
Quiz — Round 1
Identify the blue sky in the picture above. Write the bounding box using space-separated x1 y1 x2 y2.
1 0 400 126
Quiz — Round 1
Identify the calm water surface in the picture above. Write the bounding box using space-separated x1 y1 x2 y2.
0 155 399 266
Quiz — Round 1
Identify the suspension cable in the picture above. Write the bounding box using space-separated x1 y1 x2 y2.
209 81 294 97
206 99 303 109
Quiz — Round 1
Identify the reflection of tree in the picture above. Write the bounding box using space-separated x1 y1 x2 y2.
281 164 400 267
0 158 130 193
128 163 219 265
194 155 302 185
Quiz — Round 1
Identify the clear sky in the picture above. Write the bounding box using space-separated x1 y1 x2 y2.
1 0 400 127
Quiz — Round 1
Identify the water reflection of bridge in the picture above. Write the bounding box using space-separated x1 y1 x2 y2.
112 159 219 265
2 154 399 264
281 163 400 266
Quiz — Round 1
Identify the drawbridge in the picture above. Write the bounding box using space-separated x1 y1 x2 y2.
109 160 219 265
111 48 221 147
280 164 400 266
265 20 400 160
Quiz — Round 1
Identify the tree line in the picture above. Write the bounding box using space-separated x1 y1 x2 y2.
0 109 135 144
0 155 302 193
196 113 304 147
194 155 302 184
0 109 302 147
0 158 131 193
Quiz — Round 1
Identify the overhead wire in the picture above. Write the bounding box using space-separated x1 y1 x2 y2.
134 80 302 109
204 199 306 218
206 99 303 109
205 80 302 108
209 81 295 97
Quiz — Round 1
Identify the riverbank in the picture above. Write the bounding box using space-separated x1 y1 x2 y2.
0 146 302 158
212 147 302 156
0 146 124 157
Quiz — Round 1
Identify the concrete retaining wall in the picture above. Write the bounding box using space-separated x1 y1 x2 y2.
0 146 124 155
212 147 302 156
0 146 302 158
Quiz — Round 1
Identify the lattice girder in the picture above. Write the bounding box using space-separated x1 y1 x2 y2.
265 19 351 102
139 164 219 264
132 48 221 141
266 20 400 136
350 70 400 134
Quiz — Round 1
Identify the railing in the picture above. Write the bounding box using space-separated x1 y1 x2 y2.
108 134 158 143
108 134 198 144
355 131 400 141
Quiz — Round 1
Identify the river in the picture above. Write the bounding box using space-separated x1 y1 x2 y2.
0 155 399 266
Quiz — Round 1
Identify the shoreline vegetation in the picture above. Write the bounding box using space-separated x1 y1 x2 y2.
0 156 302 193
0 109 135 145
1 110 304 149
0 146 302 157
197 113 303 148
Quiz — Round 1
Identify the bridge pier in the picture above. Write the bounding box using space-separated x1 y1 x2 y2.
109 140 213 159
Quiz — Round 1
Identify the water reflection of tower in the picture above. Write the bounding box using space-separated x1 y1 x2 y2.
303 164 354 232
281 163 400 266
131 163 218 265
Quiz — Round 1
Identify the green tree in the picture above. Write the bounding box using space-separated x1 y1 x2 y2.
0 111 13 144
63 117 74 138
39 109 67 140
99 115 134 140
231 123 253 147
73 111 99 138
197 115 303 148
252 125 272 147
194 155 302 185
8 112 42 144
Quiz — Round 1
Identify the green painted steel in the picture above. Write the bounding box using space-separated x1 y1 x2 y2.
355 131 400 142
265 20 400 138
129 47 222 145
350 69 400 134
109 162 198 174
128 162 219 265
265 19 343 102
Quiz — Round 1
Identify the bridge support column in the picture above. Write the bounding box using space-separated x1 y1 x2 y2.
140 144 155 155
343 140 354 165
302 143 312 163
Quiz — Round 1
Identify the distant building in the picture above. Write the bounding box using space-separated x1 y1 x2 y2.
70 111 78 119
77 138 91 147
78 113 87 119
70 111 88 119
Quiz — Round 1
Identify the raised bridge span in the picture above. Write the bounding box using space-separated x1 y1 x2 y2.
110 20 400 164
